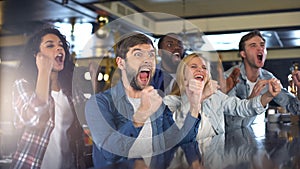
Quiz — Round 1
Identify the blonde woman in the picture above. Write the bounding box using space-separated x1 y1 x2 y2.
163 53 281 139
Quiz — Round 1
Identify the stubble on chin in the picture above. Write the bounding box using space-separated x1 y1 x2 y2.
130 78 143 91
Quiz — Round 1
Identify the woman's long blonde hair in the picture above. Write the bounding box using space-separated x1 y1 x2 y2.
171 53 212 96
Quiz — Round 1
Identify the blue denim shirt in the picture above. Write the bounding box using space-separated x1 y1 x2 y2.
85 81 200 168
224 63 300 128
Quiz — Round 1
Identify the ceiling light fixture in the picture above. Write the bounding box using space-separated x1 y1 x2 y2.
180 0 205 52
96 15 110 39
92 15 115 58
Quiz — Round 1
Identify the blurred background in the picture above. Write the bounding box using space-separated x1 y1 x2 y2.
0 0 300 167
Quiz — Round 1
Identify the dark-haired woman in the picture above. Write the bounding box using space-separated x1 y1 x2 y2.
10 27 85 169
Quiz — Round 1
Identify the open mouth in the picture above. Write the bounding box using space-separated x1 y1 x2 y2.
172 52 181 61
138 68 151 85
55 53 64 64
257 53 263 61
194 74 204 81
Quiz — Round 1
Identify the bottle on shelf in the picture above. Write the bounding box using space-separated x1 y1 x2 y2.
288 62 299 99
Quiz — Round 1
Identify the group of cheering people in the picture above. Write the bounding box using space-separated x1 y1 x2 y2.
9 27 300 169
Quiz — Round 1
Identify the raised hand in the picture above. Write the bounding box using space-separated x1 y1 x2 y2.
185 79 204 117
35 52 54 103
217 54 240 93
201 80 219 101
36 52 54 76
248 79 269 99
225 68 240 92
267 78 281 97
260 78 281 107
133 86 162 126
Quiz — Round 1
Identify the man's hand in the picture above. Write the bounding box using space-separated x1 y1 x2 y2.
248 79 269 99
217 54 240 94
261 78 281 107
225 68 240 93
133 86 162 127
267 78 282 97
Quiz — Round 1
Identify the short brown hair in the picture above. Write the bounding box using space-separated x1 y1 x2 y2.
115 32 154 59
239 30 265 52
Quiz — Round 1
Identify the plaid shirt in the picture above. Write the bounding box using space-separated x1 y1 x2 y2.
10 79 85 169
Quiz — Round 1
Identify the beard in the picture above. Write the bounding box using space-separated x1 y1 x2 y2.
125 62 143 91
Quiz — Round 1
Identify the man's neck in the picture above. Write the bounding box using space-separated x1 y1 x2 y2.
121 78 142 98
244 64 260 82
161 61 176 74
125 87 142 98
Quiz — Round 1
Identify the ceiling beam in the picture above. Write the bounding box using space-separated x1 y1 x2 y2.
155 11 300 34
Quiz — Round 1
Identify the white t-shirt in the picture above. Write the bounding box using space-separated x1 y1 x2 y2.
127 97 153 165
41 90 75 169
247 79 257 97
247 78 265 124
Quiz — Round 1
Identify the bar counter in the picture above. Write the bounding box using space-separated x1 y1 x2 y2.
1 121 299 169
98 122 300 169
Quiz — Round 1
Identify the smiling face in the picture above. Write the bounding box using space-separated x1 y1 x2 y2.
123 44 156 90
175 53 211 95
184 57 209 84
39 33 66 72
240 35 267 69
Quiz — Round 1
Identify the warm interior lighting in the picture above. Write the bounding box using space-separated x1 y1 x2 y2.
103 74 109 81
84 72 91 80
97 16 109 25
97 73 103 81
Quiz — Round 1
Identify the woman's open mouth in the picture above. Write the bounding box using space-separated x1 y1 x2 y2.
55 53 64 65
194 74 204 81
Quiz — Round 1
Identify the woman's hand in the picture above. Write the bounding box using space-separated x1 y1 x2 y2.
185 79 204 117
201 80 219 101
35 52 53 103
36 52 53 76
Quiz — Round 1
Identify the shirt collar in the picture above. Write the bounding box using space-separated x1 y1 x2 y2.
111 80 128 102
239 62 263 81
